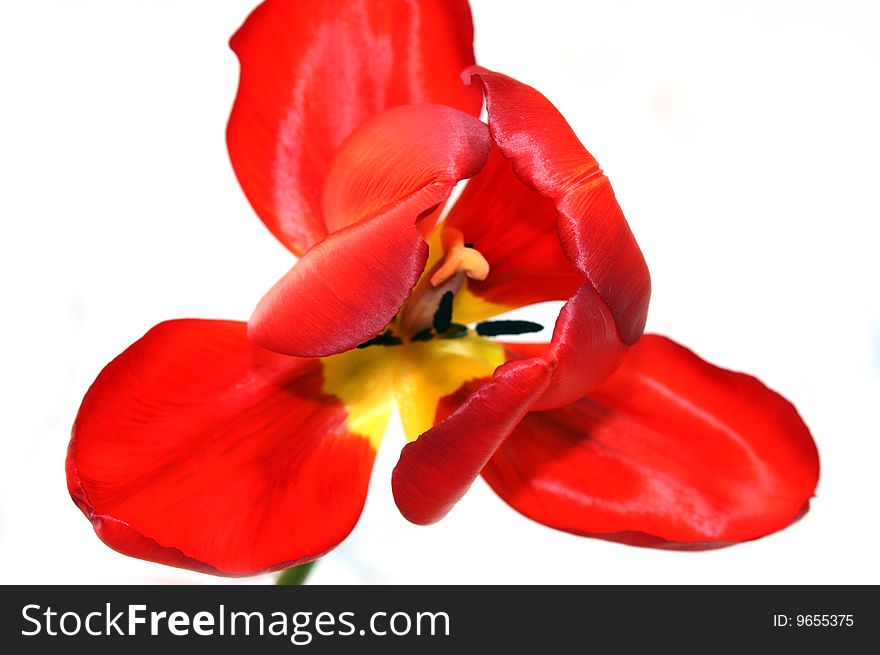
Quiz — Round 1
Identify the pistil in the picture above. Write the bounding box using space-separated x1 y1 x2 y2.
429 228 489 288
397 228 490 339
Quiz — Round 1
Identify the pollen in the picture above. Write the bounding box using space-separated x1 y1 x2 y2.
429 228 489 287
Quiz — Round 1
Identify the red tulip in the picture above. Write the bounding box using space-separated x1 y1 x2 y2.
67 0 819 576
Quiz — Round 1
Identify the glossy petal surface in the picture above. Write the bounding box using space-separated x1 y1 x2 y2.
482 335 820 548
393 357 551 525
391 290 626 526
248 105 490 357
68 320 395 575
228 0 481 254
391 68 657 523
465 66 651 345
444 147 583 323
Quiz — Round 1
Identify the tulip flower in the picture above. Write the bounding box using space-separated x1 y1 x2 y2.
67 0 819 576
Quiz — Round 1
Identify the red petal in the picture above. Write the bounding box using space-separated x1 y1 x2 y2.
444 147 583 314
322 105 491 232
248 104 491 357
67 320 392 575
464 66 651 345
535 283 628 411
391 70 657 524
392 358 551 525
227 0 481 255
391 286 626 525
482 335 820 548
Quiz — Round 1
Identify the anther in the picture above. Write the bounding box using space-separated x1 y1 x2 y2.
411 327 435 342
475 320 544 337
442 323 469 339
396 228 490 339
357 330 403 348
433 291 454 333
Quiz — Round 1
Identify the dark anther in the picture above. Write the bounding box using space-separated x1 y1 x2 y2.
442 323 469 339
464 242 475 249
475 320 544 337
357 330 403 348
411 328 435 342
432 291 454 333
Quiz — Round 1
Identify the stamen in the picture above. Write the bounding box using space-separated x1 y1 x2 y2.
397 228 490 339
442 323 469 339
411 327 435 342
357 330 403 348
433 291 454 333
475 320 544 337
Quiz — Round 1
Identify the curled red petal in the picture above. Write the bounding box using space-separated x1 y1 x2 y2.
482 335 820 548
535 283 628 411
322 104 491 232
392 358 551 525
390 69 657 524
67 320 387 575
390 286 625 525
248 104 491 357
443 147 584 311
464 66 651 345
227 0 481 255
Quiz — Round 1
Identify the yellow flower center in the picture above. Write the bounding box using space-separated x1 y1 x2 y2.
319 228 505 446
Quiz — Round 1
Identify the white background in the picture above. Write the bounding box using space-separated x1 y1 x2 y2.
1 0 878 584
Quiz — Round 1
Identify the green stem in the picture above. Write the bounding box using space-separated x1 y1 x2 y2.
276 560 317 585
